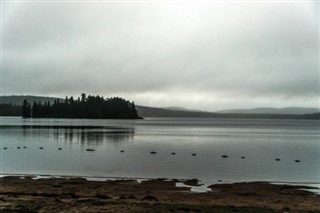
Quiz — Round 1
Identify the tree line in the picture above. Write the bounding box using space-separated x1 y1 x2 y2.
0 103 21 116
22 94 141 119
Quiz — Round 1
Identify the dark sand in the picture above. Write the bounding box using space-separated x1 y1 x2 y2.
0 176 319 213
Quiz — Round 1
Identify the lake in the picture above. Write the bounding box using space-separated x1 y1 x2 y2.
0 117 319 184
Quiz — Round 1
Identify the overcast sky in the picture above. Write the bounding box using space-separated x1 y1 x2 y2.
2 1 319 111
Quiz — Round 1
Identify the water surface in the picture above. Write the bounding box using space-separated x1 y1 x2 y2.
0 117 319 184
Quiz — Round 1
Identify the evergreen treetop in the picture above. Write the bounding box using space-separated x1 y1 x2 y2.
22 94 141 119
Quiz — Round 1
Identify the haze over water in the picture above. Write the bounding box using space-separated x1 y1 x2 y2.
0 117 319 184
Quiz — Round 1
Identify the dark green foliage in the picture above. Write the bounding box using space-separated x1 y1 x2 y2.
22 94 141 119
0 103 21 116
22 100 31 118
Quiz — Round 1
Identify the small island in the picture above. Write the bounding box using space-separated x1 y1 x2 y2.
22 93 141 119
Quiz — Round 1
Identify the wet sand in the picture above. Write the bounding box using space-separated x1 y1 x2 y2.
0 176 319 213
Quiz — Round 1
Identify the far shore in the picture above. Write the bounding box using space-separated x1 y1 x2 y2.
0 176 319 213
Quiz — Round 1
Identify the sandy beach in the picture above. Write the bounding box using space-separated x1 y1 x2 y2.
0 176 319 213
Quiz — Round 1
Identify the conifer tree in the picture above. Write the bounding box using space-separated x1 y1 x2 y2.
22 99 31 118
22 94 141 119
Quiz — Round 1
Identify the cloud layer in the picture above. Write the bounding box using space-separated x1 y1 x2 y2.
2 2 319 110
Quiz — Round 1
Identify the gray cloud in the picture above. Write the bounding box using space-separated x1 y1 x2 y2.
2 2 319 110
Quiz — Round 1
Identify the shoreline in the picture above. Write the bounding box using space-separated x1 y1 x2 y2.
2 173 320 185
1 173 320 194
1 176 319 212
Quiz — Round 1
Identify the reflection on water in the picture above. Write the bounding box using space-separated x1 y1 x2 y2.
55 129 135 144
2 125 135 144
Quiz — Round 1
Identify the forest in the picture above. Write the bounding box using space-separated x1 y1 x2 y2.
21 94 141 119
0 103 21 116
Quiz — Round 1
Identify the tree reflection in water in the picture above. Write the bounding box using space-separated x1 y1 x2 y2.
17 125 135 145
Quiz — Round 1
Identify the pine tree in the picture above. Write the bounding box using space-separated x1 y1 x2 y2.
22 99 31 118
23 94 141 119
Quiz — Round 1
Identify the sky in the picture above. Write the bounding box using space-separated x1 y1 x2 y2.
1 1 319 111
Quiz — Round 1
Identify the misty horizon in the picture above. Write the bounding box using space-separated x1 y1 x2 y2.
2 1 319 111
1 94 319 113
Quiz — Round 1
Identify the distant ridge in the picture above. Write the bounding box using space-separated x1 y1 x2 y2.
163 106 203 112
216 107 320 115
135 105 213 118
135 105 320 119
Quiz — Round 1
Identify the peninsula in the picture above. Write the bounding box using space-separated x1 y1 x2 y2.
21 94 141 119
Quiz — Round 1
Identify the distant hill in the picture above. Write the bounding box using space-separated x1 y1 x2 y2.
136 105 215 118
0 95 59 106
163 106 190 111
135 105 320 119
216 107 320 115
163 106 203 112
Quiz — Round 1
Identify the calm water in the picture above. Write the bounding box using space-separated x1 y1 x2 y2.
0 117 319 184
